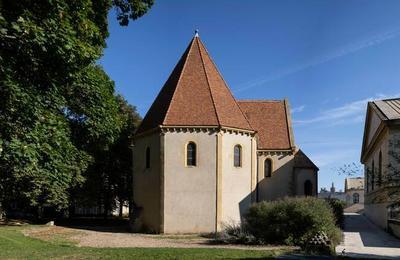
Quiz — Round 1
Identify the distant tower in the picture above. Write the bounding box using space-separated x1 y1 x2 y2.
330 182 336 193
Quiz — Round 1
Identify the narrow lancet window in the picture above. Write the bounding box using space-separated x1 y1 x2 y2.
234 145 242 167
371 160 375 191
145 147 150 169
378 151 382 186
187 142 197 166
264 158 272 177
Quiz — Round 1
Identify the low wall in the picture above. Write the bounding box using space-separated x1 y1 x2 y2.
365 202 389 229
388 220 400 239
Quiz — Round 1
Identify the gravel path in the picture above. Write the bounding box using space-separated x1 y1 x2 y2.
74 230 289 250
24 225 294 251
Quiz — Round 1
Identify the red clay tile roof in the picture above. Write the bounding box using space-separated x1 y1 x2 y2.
136 36 253 134
238 100 294 150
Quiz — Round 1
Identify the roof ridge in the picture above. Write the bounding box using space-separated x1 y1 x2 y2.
163 38 195 125
283 99 295 149
379 97 400 101
371 101 389 120
196 37 221 126
197 37 253 130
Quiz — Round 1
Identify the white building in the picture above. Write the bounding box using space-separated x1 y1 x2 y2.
361 98 400 230
345 177 364 205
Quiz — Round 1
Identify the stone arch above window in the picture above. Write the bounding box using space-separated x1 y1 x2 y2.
264 158 272 178
186 142 197 167
234 145 242 167
145 147 150 169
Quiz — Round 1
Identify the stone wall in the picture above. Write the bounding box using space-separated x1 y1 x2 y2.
220 132 253 225
294 168 318 196
257 152 295 201
163 130 218 233
133 132 162 232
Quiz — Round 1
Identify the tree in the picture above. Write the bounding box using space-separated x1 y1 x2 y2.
336 162 363 178
109 95 141 217
0 0 152 216
73 95 141 218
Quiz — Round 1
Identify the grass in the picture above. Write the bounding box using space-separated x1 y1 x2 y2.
0 226 294 259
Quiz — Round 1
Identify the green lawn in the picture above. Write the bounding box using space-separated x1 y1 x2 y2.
0 226 293 259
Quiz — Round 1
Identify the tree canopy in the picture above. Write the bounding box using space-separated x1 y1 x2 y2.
0 0 152 214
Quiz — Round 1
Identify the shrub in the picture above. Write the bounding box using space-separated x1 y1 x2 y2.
215 222 256 244
325 198 345 228
244 197 341 253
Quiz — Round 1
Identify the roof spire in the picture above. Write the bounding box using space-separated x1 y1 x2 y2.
194 29 199 37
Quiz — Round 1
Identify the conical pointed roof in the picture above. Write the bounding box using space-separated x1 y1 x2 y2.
136 35 253 134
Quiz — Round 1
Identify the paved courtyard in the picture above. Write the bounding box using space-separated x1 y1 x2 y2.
336 213 400 259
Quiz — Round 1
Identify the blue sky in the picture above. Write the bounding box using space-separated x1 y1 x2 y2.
100 0 400 191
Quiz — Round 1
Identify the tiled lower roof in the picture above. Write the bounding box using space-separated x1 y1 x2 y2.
238 100 293 150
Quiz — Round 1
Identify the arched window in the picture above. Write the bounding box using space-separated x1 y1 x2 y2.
264 159 272 178
145 147 150 169
371 160 375 191
186 142 197 166
378 151 382 186
234 145 242 167
304 180 313 196
353 193 360 203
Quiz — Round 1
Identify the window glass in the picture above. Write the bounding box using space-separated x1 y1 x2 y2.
187 142 197 166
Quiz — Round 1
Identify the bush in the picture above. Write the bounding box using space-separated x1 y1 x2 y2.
325 198 345 228
244 197 341 253
215 222 256 244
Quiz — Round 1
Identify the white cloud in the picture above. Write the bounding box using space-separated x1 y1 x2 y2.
291 105 305 113
293 93 400 126
234 27 400 93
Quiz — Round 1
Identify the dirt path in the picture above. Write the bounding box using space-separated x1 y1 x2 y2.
23 225 294 251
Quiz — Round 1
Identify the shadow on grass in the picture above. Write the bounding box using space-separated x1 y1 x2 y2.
55 218 131 233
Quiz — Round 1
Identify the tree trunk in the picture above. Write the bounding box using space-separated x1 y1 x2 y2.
119 198 123 218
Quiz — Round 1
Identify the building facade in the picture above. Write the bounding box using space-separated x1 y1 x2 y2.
132 34 318 233
344 177 364 206
361 98 400 229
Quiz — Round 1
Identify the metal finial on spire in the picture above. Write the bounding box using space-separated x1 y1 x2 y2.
194 29 199 37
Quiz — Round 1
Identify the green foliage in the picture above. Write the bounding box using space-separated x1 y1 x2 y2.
74 95 141 217
113 0 154 26
0 0 152 213
325 198 345 228
244 197 342 251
